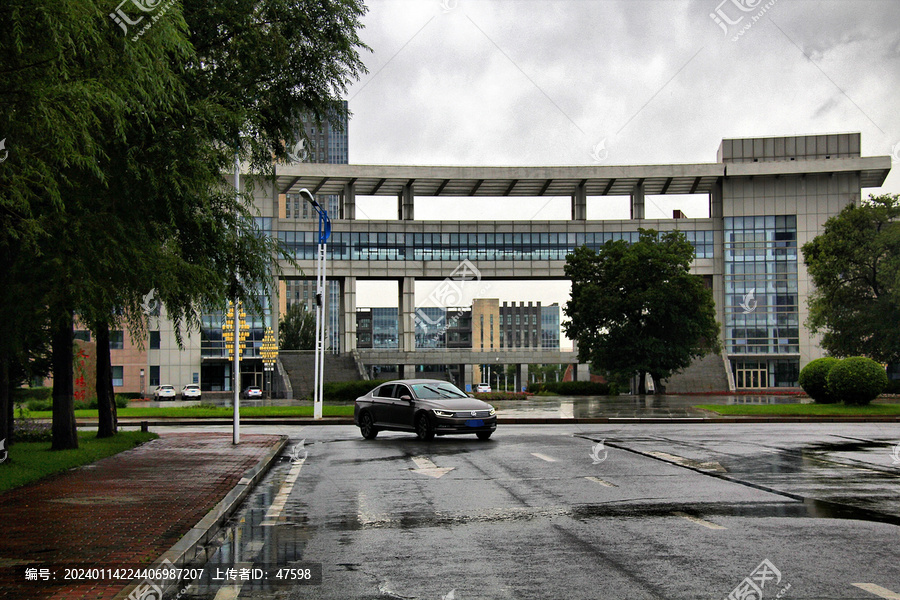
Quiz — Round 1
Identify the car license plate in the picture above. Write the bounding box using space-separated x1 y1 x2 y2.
465 419 484 427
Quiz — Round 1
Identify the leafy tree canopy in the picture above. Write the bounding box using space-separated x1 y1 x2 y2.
802 194 900 363
279 303 315 351
563 229 720 393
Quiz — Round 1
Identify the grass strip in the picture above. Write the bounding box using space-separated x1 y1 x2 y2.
26 405 356 419
695 403 900 416
0 431 158 493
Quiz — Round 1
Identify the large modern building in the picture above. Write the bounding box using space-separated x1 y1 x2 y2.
111 132 890 395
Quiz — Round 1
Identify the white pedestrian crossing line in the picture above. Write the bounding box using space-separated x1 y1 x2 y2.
852 583 900 599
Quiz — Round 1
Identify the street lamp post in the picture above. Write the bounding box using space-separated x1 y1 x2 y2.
299 188 331 419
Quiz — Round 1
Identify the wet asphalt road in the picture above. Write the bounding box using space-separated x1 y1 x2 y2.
174 423 900 600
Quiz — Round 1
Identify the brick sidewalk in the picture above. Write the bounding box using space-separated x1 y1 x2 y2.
0 432 284 600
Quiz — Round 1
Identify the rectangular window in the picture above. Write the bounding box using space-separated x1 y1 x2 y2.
150 330 161 350
74 330 91 342
150 365 160 387
110 330 124 350
112 366 124 387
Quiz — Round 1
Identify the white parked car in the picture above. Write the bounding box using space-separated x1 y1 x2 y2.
181 384 201 400
154 385 176 400
475 383 492 393
243 386 263 399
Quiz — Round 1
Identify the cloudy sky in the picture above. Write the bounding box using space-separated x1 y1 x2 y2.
339 0 900 326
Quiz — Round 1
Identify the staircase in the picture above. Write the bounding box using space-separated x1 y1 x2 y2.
663 351 733 393
279 351 365 399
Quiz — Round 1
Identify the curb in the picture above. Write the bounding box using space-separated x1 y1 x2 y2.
89 415 900 428
111 435 289 600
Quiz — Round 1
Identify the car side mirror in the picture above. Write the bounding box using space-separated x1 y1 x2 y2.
400 395 412 402
467 393 475 398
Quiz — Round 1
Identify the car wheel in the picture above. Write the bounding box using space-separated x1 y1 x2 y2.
359 412 379 440
415 413 435 441
476 431 493 441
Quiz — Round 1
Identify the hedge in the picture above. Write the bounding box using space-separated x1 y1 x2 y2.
527 381 612 396
322 379 390 402
827 357 888 406
798 357 840 404
11 387 52 401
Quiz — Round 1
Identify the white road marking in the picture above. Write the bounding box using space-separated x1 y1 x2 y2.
585 476 617 487
673 511 726 530
531 453 558 462
852 583 900 599
648 451 727 472
410 456 454 478
262 453 306 525
214 586 242 600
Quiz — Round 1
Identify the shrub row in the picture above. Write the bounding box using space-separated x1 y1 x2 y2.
23 396 129 412
473 392 529 401
11 387 53 401
322 379 390 402
799 356 889 405
527 381 613 396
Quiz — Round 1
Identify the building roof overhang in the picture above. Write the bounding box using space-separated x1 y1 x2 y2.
274 156 891 197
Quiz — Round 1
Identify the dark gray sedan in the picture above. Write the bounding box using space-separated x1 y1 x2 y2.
353 379 497 441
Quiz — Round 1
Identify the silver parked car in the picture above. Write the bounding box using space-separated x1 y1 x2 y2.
354 379 497 441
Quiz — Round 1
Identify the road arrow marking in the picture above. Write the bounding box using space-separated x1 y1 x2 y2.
852 583 900 599
411 456 454 478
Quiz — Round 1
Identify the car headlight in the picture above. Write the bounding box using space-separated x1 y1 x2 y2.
432 409 454 418
489 407 496 416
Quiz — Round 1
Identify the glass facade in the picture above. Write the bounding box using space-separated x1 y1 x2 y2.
541 305 560 349
725 215 799 387
278 230 715 262
372 307 399 349
415 307 447 348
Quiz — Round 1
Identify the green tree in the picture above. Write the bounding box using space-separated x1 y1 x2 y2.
563 229 720 394
1 0 368 449
802 194 900 363
279 304 316 350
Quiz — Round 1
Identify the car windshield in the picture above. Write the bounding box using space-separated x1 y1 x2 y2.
412 383 467 400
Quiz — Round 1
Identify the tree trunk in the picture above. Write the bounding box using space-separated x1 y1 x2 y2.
651 373 666 395
637 371 646 395
0 352 10 451
95 321 117 438
51 310 78 450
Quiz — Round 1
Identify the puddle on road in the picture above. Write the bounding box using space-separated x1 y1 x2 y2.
162 458 317 599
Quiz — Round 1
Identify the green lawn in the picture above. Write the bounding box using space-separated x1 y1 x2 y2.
695 403 900 416
26 405 356 419
0 431 158 493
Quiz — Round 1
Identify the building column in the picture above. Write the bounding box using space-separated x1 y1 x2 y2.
571 180 587 220
576 363 591 381
710 178 723 219
631 180 645 220
398 277 416 352
342 180 356 220
401 364 415 379
462 364 474 393
516 364 530 392
399 181 414 220
340 276 357 353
